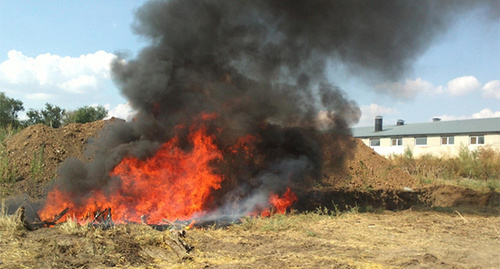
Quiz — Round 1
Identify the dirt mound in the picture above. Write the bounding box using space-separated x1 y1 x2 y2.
297 185 500 213
418 185 500 207
1 121 416 198
2 119 124 197
320 136 417 190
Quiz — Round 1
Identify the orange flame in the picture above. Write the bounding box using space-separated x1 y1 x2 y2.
259 188 298 217
38 115 298 224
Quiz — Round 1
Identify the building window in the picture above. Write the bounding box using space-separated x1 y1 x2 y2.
470 135 484 145
415 137 427 146
370 138 380 147
391 137 402 146
441 136 454 145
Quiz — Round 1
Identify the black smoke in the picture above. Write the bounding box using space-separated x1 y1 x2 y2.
49 0 496 217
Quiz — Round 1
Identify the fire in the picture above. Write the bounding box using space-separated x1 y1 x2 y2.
38 115 298 224
259 188 298 217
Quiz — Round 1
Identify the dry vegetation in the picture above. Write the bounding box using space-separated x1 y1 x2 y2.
389 146 500 191
1 205 499 268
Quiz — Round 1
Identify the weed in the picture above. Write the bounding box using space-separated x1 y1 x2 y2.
314 206 331 216
0 126 21 186
331 203 342 217
261 214 291 232
0 125 21 144
348 202 360 214
403 146 413 160
57 217 88 235
30 145 45 181
0 146 17 184
390 146 500 190
0 201 25 236
359 204 374 213
238 216 256 231
419 177 433 186
305 230 317 237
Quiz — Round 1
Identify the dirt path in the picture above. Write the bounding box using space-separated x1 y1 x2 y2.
1 209 498 268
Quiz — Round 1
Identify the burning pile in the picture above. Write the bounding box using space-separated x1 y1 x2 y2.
39 110 303 224
36 0 494 224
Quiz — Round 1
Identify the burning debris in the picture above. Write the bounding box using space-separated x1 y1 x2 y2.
31 0 496 225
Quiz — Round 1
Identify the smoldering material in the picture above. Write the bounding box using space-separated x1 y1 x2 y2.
52 0 496 217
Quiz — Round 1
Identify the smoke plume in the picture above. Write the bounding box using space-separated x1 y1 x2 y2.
49 0 496 218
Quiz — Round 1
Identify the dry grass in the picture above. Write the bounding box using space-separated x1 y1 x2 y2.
1 205 499 268
0 201 26 237
0 202 172 268
389 146 500 191
189 210 500 268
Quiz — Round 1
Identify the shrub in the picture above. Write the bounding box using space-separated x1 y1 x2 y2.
390 146 500 183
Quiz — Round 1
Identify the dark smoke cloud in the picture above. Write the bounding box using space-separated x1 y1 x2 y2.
50 0 496 217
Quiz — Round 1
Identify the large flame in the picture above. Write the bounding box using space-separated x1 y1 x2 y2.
38 115 297 224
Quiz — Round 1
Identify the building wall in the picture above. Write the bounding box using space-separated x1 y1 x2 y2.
360 133 500 158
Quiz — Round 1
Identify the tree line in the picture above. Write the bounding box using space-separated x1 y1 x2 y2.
0 92 108 129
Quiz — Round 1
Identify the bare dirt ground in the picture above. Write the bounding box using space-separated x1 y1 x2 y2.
0 120 499 268
192 210 500 269
0 209 498 268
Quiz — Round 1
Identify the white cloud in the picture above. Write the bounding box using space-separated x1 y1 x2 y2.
0 50 116 100
59 75 97 93
434 108 500 121
376 75 500 100
481 80 500 99
25 92 53 100
472 108 500 118
444 76 481 96
375 78 442 100
106 102 136 121
431 114 464 121
355 103 399 127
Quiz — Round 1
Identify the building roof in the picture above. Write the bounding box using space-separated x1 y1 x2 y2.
351 117 500 138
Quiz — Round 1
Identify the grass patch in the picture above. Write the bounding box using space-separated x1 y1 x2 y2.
0 125 21 144
30 145 45 181
390 146 500 191
0 145 17 184
0 125 21 195
0 201 26 237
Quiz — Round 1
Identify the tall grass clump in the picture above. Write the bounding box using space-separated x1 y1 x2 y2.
30 145 45 181
0 125 21 144
0 146 17 183
390 146 500 190
0 201 25 236
0 125 21 184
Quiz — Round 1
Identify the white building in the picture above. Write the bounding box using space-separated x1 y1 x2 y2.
351 117 500 157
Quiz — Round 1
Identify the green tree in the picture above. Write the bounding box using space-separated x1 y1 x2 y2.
41 103 65 128
24 103 65 128
0 92 24 128
25 109 43 125
63 105 108 124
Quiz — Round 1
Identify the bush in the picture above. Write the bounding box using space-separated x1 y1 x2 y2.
390 146 500 182
23 103 65 128
63 105 108 125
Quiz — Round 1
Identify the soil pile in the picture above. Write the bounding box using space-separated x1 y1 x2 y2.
1 119 123 197
320 136 417 190
2 120 415 199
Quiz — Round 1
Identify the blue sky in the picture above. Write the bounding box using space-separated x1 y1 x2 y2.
0 1 498 125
